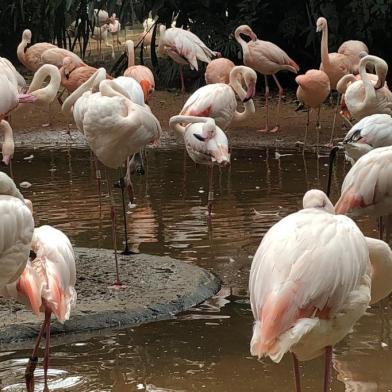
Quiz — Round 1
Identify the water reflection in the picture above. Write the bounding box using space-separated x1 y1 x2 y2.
0 146 386 391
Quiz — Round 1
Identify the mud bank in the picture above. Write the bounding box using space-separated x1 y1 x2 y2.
0 248 220 345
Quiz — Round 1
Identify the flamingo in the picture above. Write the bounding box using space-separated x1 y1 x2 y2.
335 146 392 241
338 40 369 74
249 189 372 392
158 25 219 93
0 172 34 289
177 65 256 131
1 224 76 392
342 114 392 163
0 120 15 167
169 115 229 215
17 29 84 71
62 68 161 283
109 13 121 49
295 69 331 147
337 55 392 121
124 40 155 103
90 24 115 59
0 57 26 93
205 58 235 84
59 56 112 94
234 24 299 132
316 17 353 145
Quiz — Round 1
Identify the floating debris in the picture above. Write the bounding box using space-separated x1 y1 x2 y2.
19 181 32 189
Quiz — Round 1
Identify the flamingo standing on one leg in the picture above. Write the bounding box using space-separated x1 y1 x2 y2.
169 115 229 216
62 69 161 284
0 172 34 289
335 145 392 241
234 25 299 132
124 40 155 103
342 114 392 163
158 25 219 93
249 189 372 392
316 17 353 145
205 58 235 85
1 225 77 392
177 65 256 131
295 69 330 148
17 29 84 71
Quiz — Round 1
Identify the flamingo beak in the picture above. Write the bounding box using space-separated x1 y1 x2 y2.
18 93 37 104
2 154 11 166
244 82 256 102
250 32 257 41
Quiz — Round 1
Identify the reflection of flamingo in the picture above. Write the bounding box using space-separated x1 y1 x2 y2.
342 114 392 163
178 66 256 131
335 146 392 241
158 25 219 93
169 115 229 215
17 29 84 71
234 24 299 132
249 189 371 392
205 58 235 84
0 172 34 289
338 55 392 121
124 40 155 103
295 69 330 147
63 69 161 283
2 225 76 392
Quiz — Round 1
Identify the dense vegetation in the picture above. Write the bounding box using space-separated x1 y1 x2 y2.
1 0 391 86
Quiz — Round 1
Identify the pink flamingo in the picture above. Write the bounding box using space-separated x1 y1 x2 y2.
17 29 84 71
338 40 369 75
234 25 299 132
124 40 155 103
178 65 256 131
295 69 331 147
205 58 235 84
335 145 392 241
158 25 219 93
109 13 121 49
249 189 392 392
1 225 76 392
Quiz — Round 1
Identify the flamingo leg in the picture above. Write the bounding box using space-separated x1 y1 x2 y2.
25 313 49 392
8 158 13 179
292 353 302 392
303 109 310 150
316 107 321 129
257 75 270 133
323 346 333 392
42 309 52 392
179 64 185 94
105 168 122 287
327 93 340 148
207 165 214 216
271 73 283 132
379 216 384 241
386 215 391 244
94 155 102 213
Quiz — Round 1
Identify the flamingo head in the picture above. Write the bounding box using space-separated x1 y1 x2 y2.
140 80 154 103
62 56 76 78
22 29 32 43
243 67 257 102
316 17 327 32
374 60 388 89
303 189 334 214
236 25 257 41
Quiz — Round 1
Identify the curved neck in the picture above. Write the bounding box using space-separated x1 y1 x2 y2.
158 26 166 55
62 68 106 115
17 38 28 67
28 65 61 103
100 80 130 99
356 58 376 112
126 42 135 67
336 74 356 94
0 120 13 142
230 67 255 121
169 115 211 137
320 24 331 69
234 29 248 54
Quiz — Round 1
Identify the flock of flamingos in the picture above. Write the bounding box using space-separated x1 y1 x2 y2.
2 11 392 392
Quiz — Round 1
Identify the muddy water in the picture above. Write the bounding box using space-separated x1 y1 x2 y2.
0 146 389 391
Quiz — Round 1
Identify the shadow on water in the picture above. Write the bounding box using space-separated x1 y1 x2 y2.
0 146 387 391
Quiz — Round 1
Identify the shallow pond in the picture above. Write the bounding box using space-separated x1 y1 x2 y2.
1 145 390 391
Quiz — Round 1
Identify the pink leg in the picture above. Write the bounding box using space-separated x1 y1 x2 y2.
179 64 185 94
271 74 283 133
25 314 49 392
207 165 214 216
292 353 302 392
257 75 271 133
43 309 52 392
105 168 122 287
94 155 102 213
324 346 333 392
